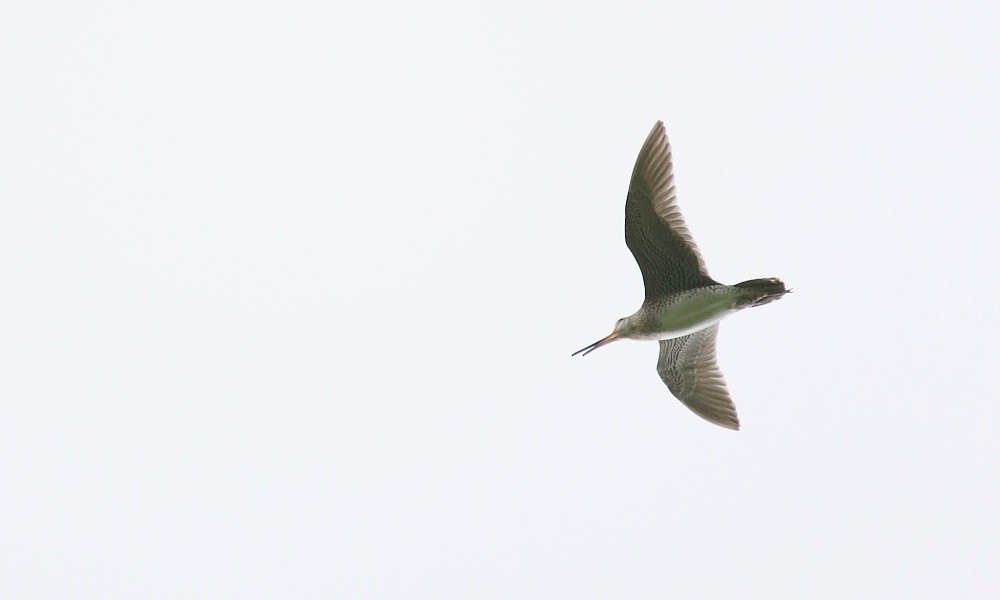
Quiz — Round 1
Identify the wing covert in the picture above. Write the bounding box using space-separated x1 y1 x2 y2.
656 325 739 430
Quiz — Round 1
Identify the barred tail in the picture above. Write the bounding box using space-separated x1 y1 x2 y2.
734 277 789 308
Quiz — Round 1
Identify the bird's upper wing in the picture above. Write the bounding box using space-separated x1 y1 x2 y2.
657 325 739 430
625 121 717 299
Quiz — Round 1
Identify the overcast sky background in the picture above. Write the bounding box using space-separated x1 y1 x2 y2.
3 1 999 598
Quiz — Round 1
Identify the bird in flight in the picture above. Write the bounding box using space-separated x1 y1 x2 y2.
573 121 788 430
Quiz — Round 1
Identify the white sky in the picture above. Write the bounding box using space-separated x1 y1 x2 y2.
3 1 999 598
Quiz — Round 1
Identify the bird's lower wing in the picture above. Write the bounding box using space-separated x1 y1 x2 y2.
657 325 739 430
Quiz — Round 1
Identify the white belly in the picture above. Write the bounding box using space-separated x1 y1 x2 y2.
633 287 740 341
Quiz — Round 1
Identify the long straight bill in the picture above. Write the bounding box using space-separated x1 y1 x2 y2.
571 331 621 357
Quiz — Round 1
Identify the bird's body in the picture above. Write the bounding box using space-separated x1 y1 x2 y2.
573 121 788 430
618 285 744 341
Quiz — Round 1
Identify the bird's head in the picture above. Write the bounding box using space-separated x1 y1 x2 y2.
572 317 629 357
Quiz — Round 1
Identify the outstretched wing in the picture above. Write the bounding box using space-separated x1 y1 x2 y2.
656 325 739 430
625 121 717 299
